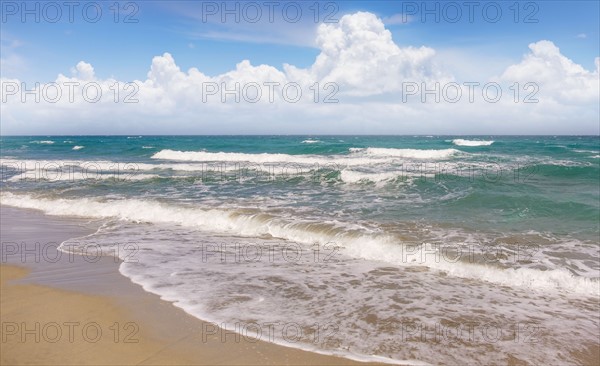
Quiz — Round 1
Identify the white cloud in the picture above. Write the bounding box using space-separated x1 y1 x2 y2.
1 12 598 135
284 12 447 95
70 61 96 81
500 40 599 104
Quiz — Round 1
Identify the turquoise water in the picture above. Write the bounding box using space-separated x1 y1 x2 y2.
2 135 599 239
1 135 599 364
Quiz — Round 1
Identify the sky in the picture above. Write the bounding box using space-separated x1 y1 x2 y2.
1 0 599 135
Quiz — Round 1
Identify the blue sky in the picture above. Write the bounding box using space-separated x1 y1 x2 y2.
1 1 599 134
2 1 598 81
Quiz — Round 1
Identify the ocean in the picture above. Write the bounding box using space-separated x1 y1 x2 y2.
1 135 599 364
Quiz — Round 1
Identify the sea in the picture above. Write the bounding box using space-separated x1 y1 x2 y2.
1 135 599 365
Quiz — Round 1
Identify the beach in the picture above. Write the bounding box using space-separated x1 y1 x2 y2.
0 205 378 365
1 135 599 365
2 206 598 365
2 0 598 363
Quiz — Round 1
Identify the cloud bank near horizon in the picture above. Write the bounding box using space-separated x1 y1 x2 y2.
1 12 598 135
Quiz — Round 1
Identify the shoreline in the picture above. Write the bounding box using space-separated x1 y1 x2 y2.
0 205 383 365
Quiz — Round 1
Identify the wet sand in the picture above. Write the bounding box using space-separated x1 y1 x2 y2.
1 206 380 365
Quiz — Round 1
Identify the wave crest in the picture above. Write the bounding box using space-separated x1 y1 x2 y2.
2 192 597 297
351 147 461 159
452 139 494 147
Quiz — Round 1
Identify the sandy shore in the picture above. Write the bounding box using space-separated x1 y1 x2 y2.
0 206 379 365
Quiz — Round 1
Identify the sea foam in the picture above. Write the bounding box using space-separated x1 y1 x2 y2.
452 139 494 146
3 192 597 297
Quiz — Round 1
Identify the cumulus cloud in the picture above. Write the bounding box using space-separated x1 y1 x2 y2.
71 61 96 81
500 40 599 104
0 12 598 135
285 12 446 95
